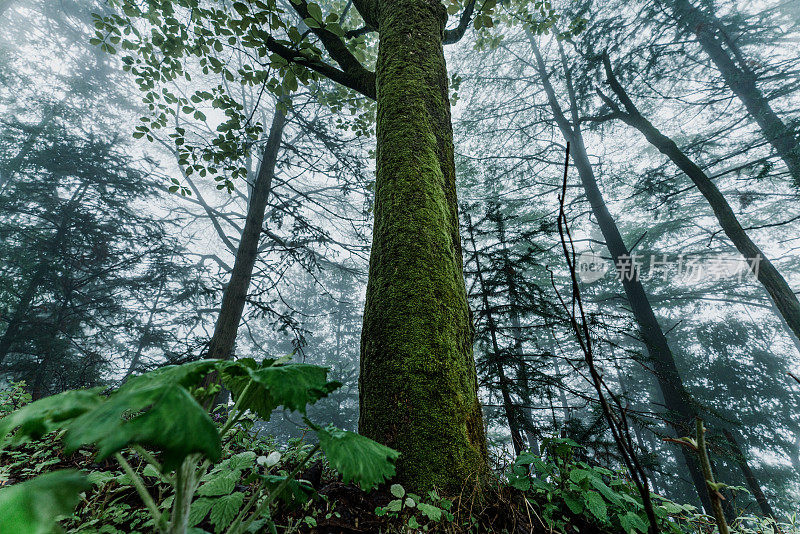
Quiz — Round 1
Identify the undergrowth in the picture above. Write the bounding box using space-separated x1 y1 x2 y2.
0 371 794 534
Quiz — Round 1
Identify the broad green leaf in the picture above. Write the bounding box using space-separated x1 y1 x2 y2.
120 360 218 392
563 493 584 514
620 511 649 533
390 484 405 498
261 475 314 507
189 497 214 526
209 491 244 532
228 451 258 470
315 426 398 490
0 471 89 534
225 362 340 419
568 468 591 484
508 473 530 491
197 472 237 497
0 389 101 447
417 502 442 521
306 2 323 22
232 2 248 15
86 471 115 486
514 451 538 466
589 476 622 506
64 380 221 471
583 490 608 522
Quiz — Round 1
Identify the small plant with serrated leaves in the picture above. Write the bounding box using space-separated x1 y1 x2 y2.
375 484 454 531
0 357 399 534
507 437 699 533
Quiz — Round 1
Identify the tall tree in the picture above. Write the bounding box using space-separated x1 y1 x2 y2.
103 0 490 489
528 35 712 511
667 0 800 184
597 53 800 344
205 105 286 362
356 0 488 490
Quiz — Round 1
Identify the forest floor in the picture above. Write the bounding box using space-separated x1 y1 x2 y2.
0 429 610 533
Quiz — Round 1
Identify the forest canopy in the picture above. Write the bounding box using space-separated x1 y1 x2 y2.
0 0 799 532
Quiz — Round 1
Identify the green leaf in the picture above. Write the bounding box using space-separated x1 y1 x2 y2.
315 426 398 490
563 493 584 514
197 472 237 497
64 376 221 470
621 512 649 533
0 389 101 447
568 468 591 484
86 471 115 486
589 476 622 506
390 484 405 498
261 475 314 507
224 362 340 419
583 490 608 522
0 471 89 534
232 2 248 15
228 451 258 471
209 492 244 532
417 502 442 521
282 69 298 93
189 497 214 526
507 473 530 491
306 2 323 21
121 360 218 392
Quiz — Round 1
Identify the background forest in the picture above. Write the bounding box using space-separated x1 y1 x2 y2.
0 0 799 532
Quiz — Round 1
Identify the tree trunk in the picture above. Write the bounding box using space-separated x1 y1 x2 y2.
465 212 525 455
722 428 775 518
528 36 712 512
670 0 800 184
204 105 286 361
601 56 800 345
359 0 487 491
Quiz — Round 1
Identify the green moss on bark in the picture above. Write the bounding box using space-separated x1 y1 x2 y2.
358 0 488 492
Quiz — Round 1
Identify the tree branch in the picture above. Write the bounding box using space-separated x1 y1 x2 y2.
444 0 478 44
264 35 375 100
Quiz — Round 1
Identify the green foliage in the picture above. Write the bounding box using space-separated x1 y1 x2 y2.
0 359 397 534
0 381 31 417
508 438 698 533
0 389 102 446
314 425 399 491
222 358 341 419
0 470 90 534
64 379 221 471
375 484 455 531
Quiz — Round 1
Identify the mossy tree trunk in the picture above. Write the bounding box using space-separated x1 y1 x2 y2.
359 0 487 491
